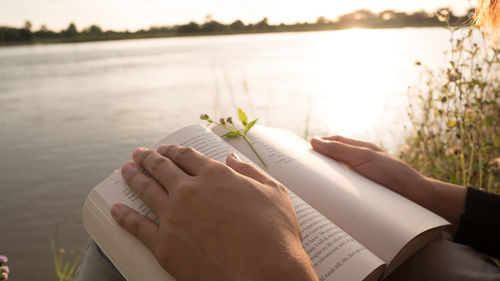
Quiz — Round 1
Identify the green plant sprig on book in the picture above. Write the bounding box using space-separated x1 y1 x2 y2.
200 108 267 168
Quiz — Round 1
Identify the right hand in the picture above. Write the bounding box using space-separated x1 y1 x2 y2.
111 145 317 281
310 135 466 227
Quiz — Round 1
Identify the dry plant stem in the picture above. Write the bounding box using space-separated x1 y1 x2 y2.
400 26 499 194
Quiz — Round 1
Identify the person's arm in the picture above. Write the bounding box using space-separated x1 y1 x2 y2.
311 136 500 259
110 145 318 281
310 136 466 231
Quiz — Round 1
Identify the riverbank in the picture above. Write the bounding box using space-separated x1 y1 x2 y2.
0 25 447 47
0 8 471 47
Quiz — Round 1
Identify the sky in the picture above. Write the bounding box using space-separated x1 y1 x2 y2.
0 0 474 31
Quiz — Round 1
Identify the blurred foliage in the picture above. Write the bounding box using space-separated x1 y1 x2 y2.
50 221 85 281
399 25 500 193
0 8 474 45
50 238 83 281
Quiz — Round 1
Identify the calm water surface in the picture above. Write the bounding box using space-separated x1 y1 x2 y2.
0 28 457 280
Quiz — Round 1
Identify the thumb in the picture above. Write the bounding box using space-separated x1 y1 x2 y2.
310 137 375 168
226 153 275 185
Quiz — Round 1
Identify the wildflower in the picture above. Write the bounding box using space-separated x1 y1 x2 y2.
0 256 7 266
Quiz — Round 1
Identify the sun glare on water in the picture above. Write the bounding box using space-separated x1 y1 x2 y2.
305 28 411 136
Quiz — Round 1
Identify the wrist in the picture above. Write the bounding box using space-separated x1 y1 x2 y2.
239 247 317 281
421 177 466 227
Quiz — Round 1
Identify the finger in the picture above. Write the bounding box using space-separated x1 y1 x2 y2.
157 144 214 176
111 204 158 252
226 153 276 186
321 135 383 152
121 162 169 214
133 147 188 191
310 137 376 168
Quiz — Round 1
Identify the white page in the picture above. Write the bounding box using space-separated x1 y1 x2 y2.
218 125 449 271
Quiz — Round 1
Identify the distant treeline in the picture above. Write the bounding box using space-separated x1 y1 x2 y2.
0 8 474 45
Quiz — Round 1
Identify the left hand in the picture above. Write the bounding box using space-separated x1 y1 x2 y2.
110 145 317 281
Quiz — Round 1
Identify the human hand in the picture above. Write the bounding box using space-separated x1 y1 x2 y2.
310 136 425 198
310 136 465 227
110 145 317 281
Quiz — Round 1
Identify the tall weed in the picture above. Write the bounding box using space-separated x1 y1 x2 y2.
399 26 499 193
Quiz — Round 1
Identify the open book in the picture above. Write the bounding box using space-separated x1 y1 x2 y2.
83 124 449 281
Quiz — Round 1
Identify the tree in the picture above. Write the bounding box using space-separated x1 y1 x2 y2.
64 22 78 37
256 17 269 30
316 16 328 25
24 21 32 31
201 20 225 33
176 22 200 33
380 10 395 21
230 20 245 31
86 24 102 34
34 24 56 39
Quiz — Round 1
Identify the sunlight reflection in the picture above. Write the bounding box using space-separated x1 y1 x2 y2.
306 29 405 135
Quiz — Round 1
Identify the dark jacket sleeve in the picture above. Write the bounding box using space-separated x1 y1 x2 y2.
454 187 500 259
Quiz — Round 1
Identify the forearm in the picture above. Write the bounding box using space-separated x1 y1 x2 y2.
408 176 466 229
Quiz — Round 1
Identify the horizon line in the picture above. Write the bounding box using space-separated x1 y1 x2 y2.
0 6 474 32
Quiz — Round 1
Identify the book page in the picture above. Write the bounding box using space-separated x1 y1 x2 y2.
217 125 449 275
90 124 384 281
290 192 384 281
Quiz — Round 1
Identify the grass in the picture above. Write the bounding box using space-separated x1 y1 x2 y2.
399 25 500 194
50 222 85 281
50 239 84 281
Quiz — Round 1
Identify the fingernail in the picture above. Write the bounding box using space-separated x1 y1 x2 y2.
311 137 325 145
230 152 241 160
122 162 137 175
110 204 123 219
157 144 168 154
132 147 147 160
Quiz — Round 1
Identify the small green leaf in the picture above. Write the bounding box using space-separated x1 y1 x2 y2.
222 131 241 138
245 119 258 134
238 108 248 126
